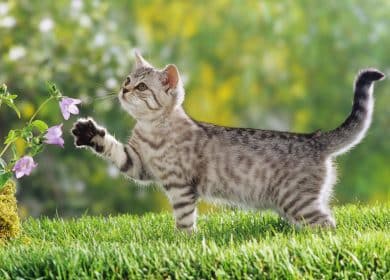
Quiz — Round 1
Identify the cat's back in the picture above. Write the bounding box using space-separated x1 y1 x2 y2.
194 121 326 159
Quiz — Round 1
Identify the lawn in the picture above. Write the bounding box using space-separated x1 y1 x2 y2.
0 204 389 279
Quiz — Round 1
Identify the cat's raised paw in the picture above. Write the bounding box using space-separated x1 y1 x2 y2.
71 118 105 148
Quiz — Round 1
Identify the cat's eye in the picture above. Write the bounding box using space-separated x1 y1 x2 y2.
124 77 131 86
136 82 148 91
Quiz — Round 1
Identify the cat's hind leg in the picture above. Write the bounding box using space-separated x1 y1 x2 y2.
276 167 336 228
289 202 336 228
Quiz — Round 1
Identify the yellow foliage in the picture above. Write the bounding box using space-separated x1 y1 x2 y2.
15 138 26 156
200 63 215 88
0 180 21 241
20 102 35 119
294 109 310 131
290 82 305 98
263 48 287 75
291 65 306 98
136 1 200 41
216 79 234 103
186 74 238 126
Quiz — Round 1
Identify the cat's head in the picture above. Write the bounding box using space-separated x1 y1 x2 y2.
119 51 184 121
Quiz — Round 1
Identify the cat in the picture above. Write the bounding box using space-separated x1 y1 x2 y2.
71 51 385 232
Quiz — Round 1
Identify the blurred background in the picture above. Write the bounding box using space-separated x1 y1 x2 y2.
0 0 389 218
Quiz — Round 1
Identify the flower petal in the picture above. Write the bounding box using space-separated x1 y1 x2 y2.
44 137 64 147
71 98 82 104
15 171 24 178
68 104 79 115
46 124 63 138
62 109 70 120
12 156 37 178
60 97 81 119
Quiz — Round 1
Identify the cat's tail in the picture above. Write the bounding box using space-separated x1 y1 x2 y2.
320 68 385 156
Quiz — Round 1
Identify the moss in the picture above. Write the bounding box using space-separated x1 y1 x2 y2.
0 180 20 240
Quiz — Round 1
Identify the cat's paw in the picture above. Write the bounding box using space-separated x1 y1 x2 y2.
71 118 106 151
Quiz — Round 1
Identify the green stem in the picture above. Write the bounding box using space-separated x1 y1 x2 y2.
0 142 11 158
28 96 54 125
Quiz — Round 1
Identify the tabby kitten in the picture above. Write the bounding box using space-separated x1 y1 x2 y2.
72 51 385 232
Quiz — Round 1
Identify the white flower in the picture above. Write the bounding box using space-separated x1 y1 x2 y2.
74 181 85 192
39 18 54 33
107 21 117 31
79 14 91 28
0 2 9 16
93 33 106 47
0 16 16 28
105 78 117 89
107 164 119 178
71 0 83 11
8 46 26 61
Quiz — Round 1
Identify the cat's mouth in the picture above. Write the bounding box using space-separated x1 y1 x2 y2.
120 89 137 109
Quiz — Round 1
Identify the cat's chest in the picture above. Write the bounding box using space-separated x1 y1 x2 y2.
132 133 189 181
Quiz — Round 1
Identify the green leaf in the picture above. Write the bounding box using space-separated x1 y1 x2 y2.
0 158 6 169
0 171 12 190
46 81 62 98
0 84 7 95
11 144 17 161
5 130 18 145
30 144 44 157
32 120 48 133
21 125 34 142
4 99 21 118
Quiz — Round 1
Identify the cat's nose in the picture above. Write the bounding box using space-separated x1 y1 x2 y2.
123 88 130 94
121 87 130 98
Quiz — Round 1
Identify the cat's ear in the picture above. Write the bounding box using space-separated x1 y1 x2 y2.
134 50 152 68
162 64 180 89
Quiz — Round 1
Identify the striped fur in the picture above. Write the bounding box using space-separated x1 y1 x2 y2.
319 69 385 156
72 53 385 232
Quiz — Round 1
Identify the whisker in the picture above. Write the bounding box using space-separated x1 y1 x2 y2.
90 95 118 103
94 94 117 100
94 82 122 89
97 90 118 95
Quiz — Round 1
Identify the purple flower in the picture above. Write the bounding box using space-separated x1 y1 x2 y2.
59 97 81 120
12 156 38 179
44 124 64 147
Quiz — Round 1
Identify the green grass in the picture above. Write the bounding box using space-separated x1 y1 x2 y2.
0 204 389 279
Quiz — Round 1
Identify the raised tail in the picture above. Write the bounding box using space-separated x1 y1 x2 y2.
320 68 385 156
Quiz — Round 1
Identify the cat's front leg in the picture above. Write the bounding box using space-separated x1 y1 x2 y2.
71 118 146 180
165 185 198 233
